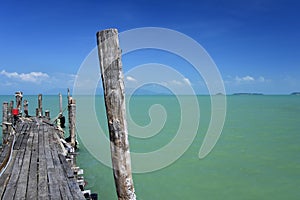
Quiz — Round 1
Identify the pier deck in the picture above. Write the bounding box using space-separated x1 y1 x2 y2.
0 117 85 199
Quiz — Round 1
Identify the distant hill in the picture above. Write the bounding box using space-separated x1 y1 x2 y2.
125 86 172 96
232 93 264 96
291 92 300 96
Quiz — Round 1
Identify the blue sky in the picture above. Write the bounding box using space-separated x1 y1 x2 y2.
0 0 299 94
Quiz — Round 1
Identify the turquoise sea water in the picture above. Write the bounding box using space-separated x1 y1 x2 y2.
1 95 299 199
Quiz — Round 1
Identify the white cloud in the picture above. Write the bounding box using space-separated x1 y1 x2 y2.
235 75 255 82
126 76 137 82
0 70 49 83
0 70 82 94
234 75 271 84
162 77 192 87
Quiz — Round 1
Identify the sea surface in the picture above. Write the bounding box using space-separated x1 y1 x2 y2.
0 95 299 199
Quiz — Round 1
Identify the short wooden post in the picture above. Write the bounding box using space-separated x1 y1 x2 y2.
68 98 76 148
35 108 39 117
59 93 63 113
38 94 43 117
8 101 14 123
45 110 50 120
23 100 29 117
9 101 14 112
97 28 136 200
2 102 8 144
15 91 23 114
67 88 71 104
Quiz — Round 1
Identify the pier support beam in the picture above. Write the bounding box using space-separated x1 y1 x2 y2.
23 100 29 117
58 93 66 128
15 91 23 114
68 98 76 148
2 102 8 144
59 93 63 113
8 101 14 124
97 28 136 200
38 94 43 117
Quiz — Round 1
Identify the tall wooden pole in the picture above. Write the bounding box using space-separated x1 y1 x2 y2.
97 28 136 200
15 91 23 114
38 94 43 117
68 97 76 148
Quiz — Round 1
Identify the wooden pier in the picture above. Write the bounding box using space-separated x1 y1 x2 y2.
0 93 96 200
0 28 135 200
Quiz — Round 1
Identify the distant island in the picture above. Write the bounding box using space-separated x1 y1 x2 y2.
232 93 264 96
291 92 300 96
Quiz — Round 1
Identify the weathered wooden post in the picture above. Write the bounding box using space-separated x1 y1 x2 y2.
8 101 14 123
97 28 136 200
38 94 43 117
59 93 63 113
45 110 50 120
67 88 71 104
23 100 29 117
2 102 9 144
68 97 76 148
15 91 23 113
57 92 66 128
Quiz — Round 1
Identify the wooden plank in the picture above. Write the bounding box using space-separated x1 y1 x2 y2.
0 150 17 198
2 150 25 200
0 135 15 175
49 128 63 167
51 138 73 200
53 125 85 199
38 124 49 200
57 168 73 200
48 168 61 200
24 122 31 134
21 123 28 134
51 129 75 199
0 173 10 197
14 121 23 133
46 126 62 199
44 125 54 169
26 125 39 200
13 133 24 150
14 130 34 199
0 143 10 166
58 154 74 178
66 177 86 200
19 131 30 150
